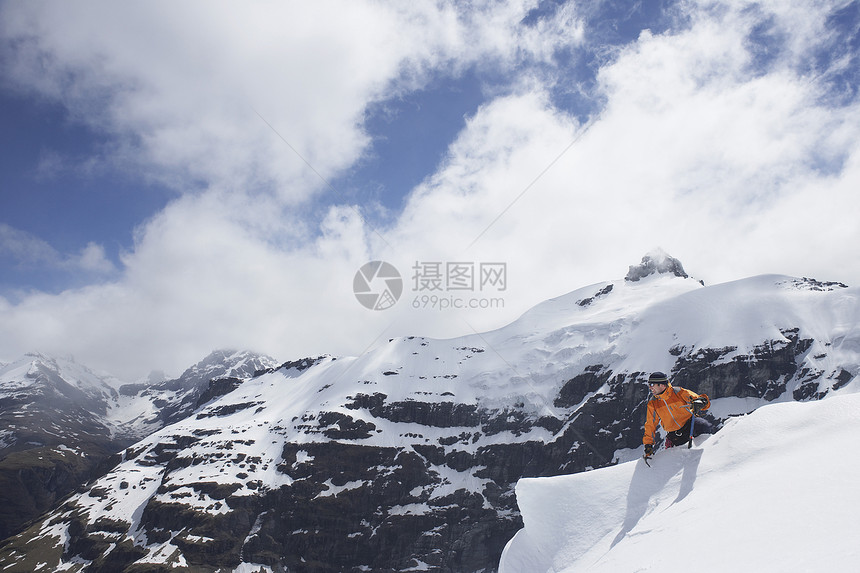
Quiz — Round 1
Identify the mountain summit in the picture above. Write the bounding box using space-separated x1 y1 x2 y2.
625 249 692 282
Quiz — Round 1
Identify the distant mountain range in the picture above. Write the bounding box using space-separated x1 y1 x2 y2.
1 252 857 572
0 350 278 541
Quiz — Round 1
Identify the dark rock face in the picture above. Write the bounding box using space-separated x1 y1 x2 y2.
576 285 614 307
670 329 814 401
554 365 611 407
625 251 690 282
63 512 148 573
0 437 118 541
195 377 244 408
255 442 498 573
784 277 848 291
348 393 482 428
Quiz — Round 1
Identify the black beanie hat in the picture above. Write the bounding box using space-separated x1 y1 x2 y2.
648 372 669 384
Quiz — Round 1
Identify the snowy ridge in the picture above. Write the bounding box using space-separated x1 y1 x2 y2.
108 349 279 439
499 391 860 572
1 263 858 571
0 352 121 402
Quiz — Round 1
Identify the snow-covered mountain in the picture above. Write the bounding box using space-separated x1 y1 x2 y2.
499 392 860 572
0 350 277 542
0 352 122 415
111 349 281 439
0 254 857 572
0 353 126 540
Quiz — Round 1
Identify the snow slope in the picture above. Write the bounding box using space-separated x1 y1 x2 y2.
0 352 121 401
500 390 860 573
2 259 858 571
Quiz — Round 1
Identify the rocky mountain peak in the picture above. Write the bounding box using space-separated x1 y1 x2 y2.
176 348 278 384
1 352 120 398
625 248 693 282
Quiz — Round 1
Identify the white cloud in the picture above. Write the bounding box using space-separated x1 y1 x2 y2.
1 0 858 379
0 193 376 378
66 243 115 274
0 0 564 198
0 223 59 266
0 223 116 277
372 0 860 331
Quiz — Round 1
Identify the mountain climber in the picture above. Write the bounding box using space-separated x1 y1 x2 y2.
642 372 713 461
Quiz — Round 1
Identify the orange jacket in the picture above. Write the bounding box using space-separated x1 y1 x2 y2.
643 383 710 445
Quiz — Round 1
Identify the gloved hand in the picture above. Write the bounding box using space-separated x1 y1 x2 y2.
644 444 654 457
691 397 706 415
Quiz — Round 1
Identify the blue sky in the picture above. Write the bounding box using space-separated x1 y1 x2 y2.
1 0 859 379
1 0 681 290
336 69 487 214
0 89 174 293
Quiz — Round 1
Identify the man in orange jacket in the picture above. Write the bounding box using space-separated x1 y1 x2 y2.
643 371 712 460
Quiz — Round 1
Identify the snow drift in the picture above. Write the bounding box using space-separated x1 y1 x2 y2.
500 390 860 572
